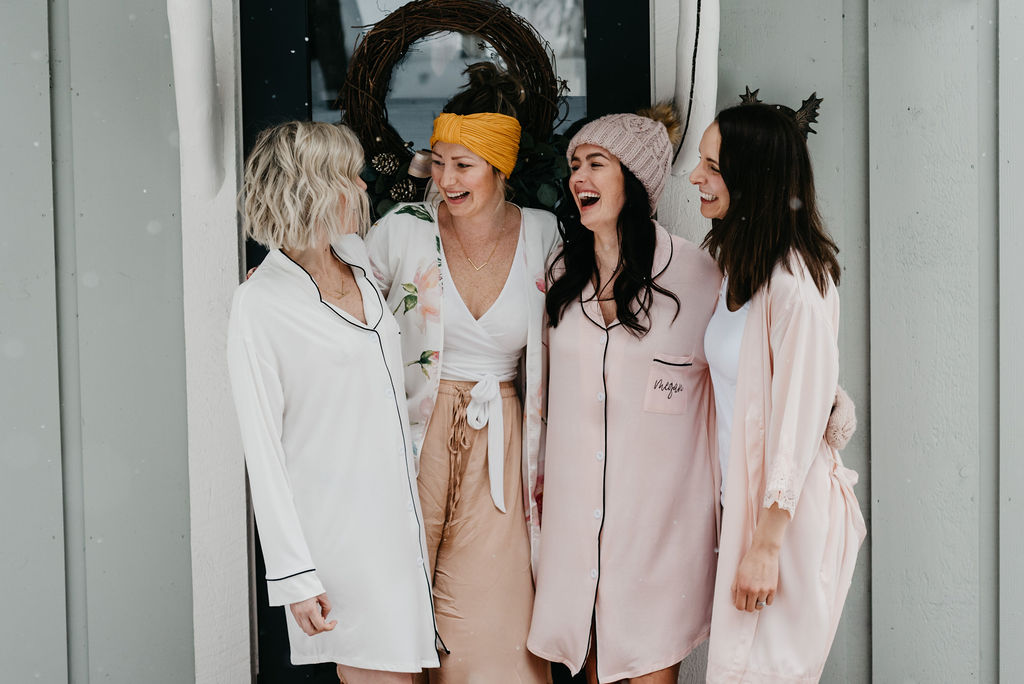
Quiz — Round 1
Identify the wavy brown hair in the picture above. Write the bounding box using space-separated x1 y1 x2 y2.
703 103 839 305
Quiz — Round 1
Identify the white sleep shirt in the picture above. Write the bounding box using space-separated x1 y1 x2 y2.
226 234 440 670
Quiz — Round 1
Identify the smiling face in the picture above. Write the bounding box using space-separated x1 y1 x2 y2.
689 122 730 220
569 143 626 235
431 141 505 219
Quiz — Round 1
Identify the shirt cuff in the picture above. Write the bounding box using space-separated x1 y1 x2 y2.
266 569 325 606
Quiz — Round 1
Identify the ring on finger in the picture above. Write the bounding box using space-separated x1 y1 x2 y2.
755 599 766 608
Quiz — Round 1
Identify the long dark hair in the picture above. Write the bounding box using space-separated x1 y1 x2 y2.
703 103 840 306
546 165 680 336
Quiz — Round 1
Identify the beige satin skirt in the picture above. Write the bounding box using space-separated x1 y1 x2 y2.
417 379 547 684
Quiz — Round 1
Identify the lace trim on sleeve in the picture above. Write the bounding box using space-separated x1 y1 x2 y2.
762 469 798 513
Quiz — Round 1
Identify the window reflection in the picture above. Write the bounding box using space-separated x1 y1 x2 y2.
309 0 586 145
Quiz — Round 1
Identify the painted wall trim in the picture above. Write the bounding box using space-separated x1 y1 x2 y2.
999 0 1023 680
1 2 69 681
168 0 251 681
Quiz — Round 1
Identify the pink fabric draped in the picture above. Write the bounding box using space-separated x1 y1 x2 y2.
706 255 866 683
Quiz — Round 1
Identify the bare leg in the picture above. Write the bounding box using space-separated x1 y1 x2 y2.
583 625 600 684
627 662 681 684
583 628 679 684
337 663 416 684
583 646 600 684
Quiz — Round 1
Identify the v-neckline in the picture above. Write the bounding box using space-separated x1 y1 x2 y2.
279 246 383 330
441 212 524 323
580 280 619 330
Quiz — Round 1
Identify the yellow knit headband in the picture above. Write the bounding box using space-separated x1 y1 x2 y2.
429 112 522 178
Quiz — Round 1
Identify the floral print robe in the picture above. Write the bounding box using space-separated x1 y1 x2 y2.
363 201 559 572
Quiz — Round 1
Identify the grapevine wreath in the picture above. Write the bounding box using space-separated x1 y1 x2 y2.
337 0 572 217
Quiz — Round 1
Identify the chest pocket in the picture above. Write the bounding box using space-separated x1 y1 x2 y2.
642 354 693 415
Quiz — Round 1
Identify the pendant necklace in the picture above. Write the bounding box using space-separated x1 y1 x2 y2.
452 223 505 271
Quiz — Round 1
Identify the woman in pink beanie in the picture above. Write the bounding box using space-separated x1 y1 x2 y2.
527 110 723 683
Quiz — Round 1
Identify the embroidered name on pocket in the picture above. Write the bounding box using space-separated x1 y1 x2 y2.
642 355 693 414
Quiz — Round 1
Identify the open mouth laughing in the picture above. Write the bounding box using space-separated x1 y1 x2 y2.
577 191 600 208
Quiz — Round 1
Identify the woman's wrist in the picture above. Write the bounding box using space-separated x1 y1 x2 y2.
750 537 782 555
751 504 790 554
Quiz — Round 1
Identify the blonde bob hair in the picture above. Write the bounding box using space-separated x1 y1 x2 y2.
241 121 369 249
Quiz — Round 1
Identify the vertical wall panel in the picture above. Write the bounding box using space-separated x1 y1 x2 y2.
171 0 253 680
999 0 1024 681
658 1 872 681
827 0 872 677
63 1 195 681
977 1 999 681
0 2 69 679
868 2 984 681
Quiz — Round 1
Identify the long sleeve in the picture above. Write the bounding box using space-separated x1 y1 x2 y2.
762 274 839 514
226 313 325 606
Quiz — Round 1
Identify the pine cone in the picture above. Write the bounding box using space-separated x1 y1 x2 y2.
371 152 399 175
389 177 417 202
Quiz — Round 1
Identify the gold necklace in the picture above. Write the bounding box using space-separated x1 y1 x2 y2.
323 282 346 299
310 269 347 299
451 223 505 271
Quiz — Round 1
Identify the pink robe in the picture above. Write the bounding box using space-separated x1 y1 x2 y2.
528 226 722 682
706 257 866 683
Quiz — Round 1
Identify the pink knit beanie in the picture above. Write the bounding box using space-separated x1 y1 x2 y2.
566 113 673 215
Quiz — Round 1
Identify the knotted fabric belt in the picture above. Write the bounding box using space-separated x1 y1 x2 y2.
465 374 506 513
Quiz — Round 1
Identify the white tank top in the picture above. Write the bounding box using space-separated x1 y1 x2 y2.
437 228 529 514
440 230 528 382
704 276 750 505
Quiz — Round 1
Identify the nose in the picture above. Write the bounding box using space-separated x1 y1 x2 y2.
435 163 457 189
356 176 368 191
688 165 702 185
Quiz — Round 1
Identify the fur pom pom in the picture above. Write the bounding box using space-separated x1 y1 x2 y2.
825 385 857 451
637 101 683 148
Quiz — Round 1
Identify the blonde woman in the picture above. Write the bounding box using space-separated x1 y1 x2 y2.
365 64 556 683
227 121 440 683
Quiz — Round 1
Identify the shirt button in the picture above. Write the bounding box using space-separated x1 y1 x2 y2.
595 451 604 461
596 392 605 402
593 508 602 519
590 568 598 579
416 556 424 566
407 501 414 512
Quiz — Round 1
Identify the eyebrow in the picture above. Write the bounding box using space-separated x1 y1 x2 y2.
431 153 475 162
570 152 611 163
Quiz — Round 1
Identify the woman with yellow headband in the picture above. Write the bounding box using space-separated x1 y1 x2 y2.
365 63 555 683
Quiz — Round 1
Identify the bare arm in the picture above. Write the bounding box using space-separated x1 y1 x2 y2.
731 504 790 612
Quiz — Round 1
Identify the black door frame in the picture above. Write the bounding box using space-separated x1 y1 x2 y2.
238 2 649 681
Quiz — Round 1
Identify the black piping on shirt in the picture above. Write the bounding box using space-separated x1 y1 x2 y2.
573 235 674 675
267 568 315 582
283 248 449 654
